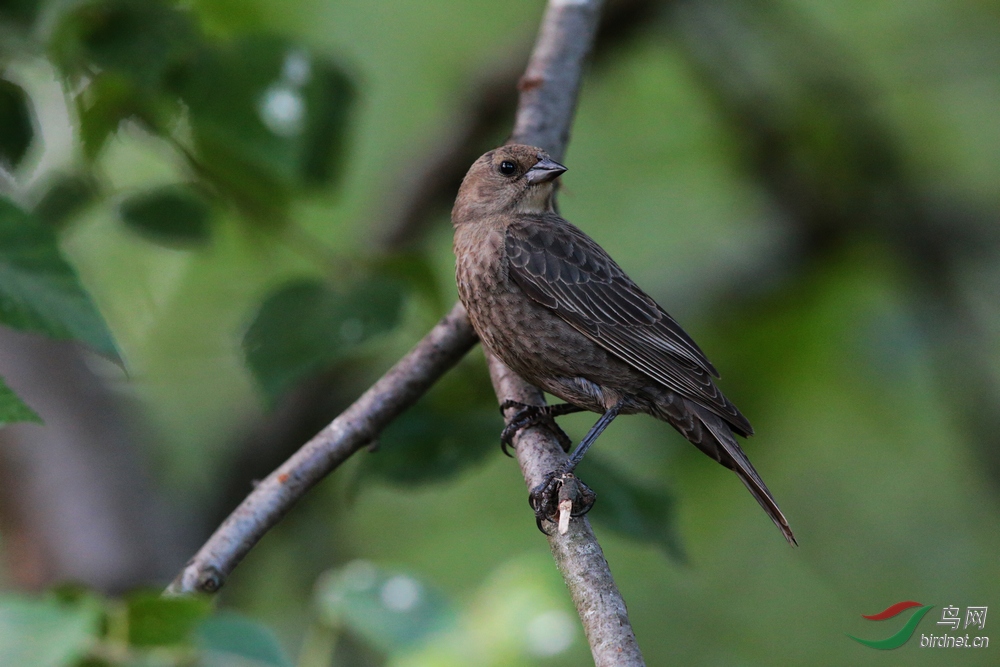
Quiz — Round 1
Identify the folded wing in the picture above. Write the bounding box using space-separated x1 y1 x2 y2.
505 215 753 436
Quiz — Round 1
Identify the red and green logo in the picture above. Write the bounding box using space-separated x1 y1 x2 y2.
848 601 935 650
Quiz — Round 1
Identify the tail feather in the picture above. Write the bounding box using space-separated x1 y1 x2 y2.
675 400 797 546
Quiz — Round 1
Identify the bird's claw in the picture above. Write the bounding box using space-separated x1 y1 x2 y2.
499 401 574 456
528 471 596 534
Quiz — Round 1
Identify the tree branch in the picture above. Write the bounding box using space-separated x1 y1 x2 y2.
490 358 644 666
166 302 476 594
488 2 645 664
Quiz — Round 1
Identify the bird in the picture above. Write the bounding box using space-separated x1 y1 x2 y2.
452 143 796 545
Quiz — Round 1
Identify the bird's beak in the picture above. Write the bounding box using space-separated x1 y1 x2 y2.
525 156 567 184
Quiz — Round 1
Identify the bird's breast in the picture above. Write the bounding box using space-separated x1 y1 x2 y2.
453 220 636 413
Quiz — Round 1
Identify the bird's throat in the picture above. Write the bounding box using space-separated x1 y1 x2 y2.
516 184 556 215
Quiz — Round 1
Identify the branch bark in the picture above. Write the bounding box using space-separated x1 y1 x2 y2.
166 302 476 594
493 1 645 664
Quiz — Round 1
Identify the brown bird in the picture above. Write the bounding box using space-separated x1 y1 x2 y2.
452 144 796 545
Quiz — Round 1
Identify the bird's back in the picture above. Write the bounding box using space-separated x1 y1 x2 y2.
502 213 753 435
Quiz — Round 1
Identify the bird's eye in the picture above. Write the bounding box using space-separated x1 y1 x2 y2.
499 160 516 176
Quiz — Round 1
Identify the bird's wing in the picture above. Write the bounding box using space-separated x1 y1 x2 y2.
505 216 753 435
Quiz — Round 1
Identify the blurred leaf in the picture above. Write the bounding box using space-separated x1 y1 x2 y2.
119 184 213 246
0 594 101 667
0 198 118 359
298 59 354 186
196 612 292 667
125 592 211 647
52 0 200 91
48 583 96 607
0 78 34 169
0 372 40 425
52 0 201 156
578 456 686 561
377 252 444 312
243 276 403 403
0 0 43 27
177 35 354 217
315 562 453 654
33 174 100 229
74 658 112 667
360 402 497 486
74 73 138 161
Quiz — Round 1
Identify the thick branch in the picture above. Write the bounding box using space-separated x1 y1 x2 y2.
167 302 476 595
511 0 602 158
490 358 644 665
494 0 645 664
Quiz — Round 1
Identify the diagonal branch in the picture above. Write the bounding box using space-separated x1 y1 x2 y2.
166 302 476 594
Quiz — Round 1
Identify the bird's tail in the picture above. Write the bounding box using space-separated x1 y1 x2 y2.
667 400 797 546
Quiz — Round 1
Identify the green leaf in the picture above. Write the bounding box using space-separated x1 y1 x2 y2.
33 174 99 229
243 276 403 403
578 456 686 561
75 73 137 161
360 402 497 486
298 59 355 187
51 0 201 91
125 591 211 648
315 562 453 654
0 0 43 27
196 612 292 667
0 78 34 169
51 1 201 155
0 198 118 359
0 372 40 425
119 184 213 246
177 35 354 217
0 594 101 667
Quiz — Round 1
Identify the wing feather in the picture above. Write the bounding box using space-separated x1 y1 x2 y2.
506 215 753 435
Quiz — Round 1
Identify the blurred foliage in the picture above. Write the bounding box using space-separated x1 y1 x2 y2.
243 275 404 403
0 78 34 169
0 0 998 665
0 0 357 418
0 588 289 667
118 183 214 246
0 0 42 28
316 561 454 655
577 455 685 561
32 174 100 229
0 560 582 666
309 558 582 666
0 199 117 359
0 372 39 424
359 401 498 487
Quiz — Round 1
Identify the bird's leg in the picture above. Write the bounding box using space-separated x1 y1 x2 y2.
529 400 624 533
498 400 584 456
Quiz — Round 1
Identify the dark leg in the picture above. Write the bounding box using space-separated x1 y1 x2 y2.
563 402 621 472
529 400 624 532
498 400 585 456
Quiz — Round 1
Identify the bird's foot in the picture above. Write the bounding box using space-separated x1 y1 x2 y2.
499 401 576 456
528 470 596 535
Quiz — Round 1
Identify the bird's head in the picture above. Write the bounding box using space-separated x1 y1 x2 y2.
453 144 567 224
